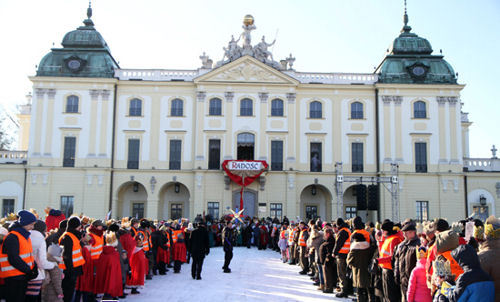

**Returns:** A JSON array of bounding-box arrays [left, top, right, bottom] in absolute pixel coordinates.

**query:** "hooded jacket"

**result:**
[[45, 209, 66, 232], [478, 238, 500, 302], [449, 244, 494, 302]]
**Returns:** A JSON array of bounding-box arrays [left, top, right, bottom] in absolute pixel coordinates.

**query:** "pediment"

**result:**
[[195, 56, 298, 85]]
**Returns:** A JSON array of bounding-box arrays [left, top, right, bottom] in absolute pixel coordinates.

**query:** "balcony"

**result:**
[[0, 151, 27, 164], [463, 158, 500, 172]]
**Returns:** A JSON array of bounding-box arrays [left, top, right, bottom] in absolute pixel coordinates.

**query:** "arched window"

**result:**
[[209, 98, 222, 116], [414, 101, 426, 118], [271, 98, 284, 116], [171, 99, 183, 116], [237, 133, 255, 160], [351, 102, 363, 119], [129, 98, 142, 116], [240, 98, 253, 116], [309, 101, 322, 118], [65, 95, 79, 113]]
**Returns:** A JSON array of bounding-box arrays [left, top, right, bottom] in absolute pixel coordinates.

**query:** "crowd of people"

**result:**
[[0, 206, 498, 302]]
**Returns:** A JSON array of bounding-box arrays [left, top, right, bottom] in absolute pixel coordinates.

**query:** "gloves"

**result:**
[[27, 263, 39, 280]]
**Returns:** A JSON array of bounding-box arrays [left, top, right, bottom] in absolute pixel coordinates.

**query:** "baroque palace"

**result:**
[[0, 6, 499, 223]]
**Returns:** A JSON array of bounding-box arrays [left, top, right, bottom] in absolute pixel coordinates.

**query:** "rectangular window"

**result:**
[[171, 204, 182, 220], [352, 142, 364, 172], [2, 199, 14, 217], [415, 142, 427, 173], [310, 142, 322, 172], [305, 206, 318, 220], [127, 139, 140, 169], [132, 203, 145, 219], [60, 196, 74, 218], [63, 137, 76, 167], [169, 140, 182, 170], [345, 206, 357, 219], [271, 141, 283, 171], [208, 139, 221, 170], [416, 201, 429, 222], [270, 203, 283, 220], [207, 202, 219, 220]]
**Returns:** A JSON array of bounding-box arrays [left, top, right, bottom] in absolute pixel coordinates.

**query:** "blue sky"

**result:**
[[0, 0, 498, 157]]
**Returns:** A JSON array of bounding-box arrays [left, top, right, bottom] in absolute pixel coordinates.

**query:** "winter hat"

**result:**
[[435, 218, 449, 232], [59, 219, 68, 231], [381, 220, 394, 232], [33, 220, 47, 234], [140, 219, 150, 229], [401, 223, 416, 232], [67, 216, 81, 230], [336, 218, 345, 227], [18, 210, 37, 226], [436, 230, 459, 254], [108, 223, 120, 233], [423, 221, 436, 235], [92, 220, 105, 228], [105, 231, 118, 247], [0, 227, 8, 237]]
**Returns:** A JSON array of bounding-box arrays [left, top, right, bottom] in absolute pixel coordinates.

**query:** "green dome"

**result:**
[[390, 28, 433, 55], [36, 5, 118, 78]]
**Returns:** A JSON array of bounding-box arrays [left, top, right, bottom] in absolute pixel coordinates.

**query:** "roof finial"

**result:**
[[402, 0, 412, 33], [87, 0, 92, 19]]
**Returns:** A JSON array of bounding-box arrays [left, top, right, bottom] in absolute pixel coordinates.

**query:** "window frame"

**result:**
[[415, 142, 427, 173], [345, 206, 357, 219], [60, 196, 74, 218], [309, 101, 322, 119], [63, 136, 76, 167], [416, 201, 429, 222], [127, 139, 140, 169], [209, 98, 222, 116], [65, 95, 79, 113], [271, 98, 284, 117], [132, 202, 145, 219], [208, 139, 221, 170], [305, 205, 318, 220], [351, 142, 364, 172], [2, 199, 15, 217], [129, 98, 142, 116], [270, 140, 283, 171], [169, 139, 182, 170], [171, 203, 182, 220], [413, 101, 427, 119], [240, 98, 253, 116], [171, 99, 184, 117], [351, 102, 364, 119], [310, 142, 322, 172], [270, 203, 283, 220], [207, 202, 220, 220]]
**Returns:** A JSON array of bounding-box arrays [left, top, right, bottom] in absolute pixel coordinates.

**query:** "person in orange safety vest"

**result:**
[[333, 217, 352, 298], [297, 221, 310, 275], [377, 219, 403, 302], [60, 216, 85, 302]]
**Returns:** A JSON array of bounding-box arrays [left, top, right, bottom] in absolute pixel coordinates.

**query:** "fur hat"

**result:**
[[436, 230, 459, 254], [424, 221, 436, 235]]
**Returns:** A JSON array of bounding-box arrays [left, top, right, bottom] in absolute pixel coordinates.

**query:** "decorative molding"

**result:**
[[150, 176, 157, 194], [195, 155, 204, 160], [89, 89, 100, 100], [258, 92, 269, 103], [196, 91, 206, 102], [35, 88, 46, 98], [442, 179, 448, 192], [259, 175, 266, 191], [47, 89, 56, 99], [210, 62, 282, 82], [437, 96, 447, 105], [382, 96, 392, 104], [453, 180, 459, 192], [101, 90, 111, 101], [382, 95, 402, 104], [288, 175, 295, 189], [224, 91, 234, 103], [286, 93, 296, 104]]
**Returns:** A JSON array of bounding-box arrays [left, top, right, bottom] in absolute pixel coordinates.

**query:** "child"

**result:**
[[407, 246, 432, 302], [127, 235, 147, 294], [173, 229, 187, 273], [95, 232, 123, 300], [278, 225, 288, 263], [432, 258, 456, 302], [42, 244, 64, 302]]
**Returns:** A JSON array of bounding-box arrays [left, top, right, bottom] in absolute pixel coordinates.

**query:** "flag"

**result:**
[[106, 211, 111, 220]]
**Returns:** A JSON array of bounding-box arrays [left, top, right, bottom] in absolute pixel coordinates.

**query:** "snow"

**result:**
[[122, 247, 351, 302]]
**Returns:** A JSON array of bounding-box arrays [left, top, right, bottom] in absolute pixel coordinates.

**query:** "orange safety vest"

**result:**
[[280, 230, 286, 240], [146, 229, 153, 250], [440, 250, 464, 280], [337, 228, 351, 254], [89, 233, 103, 260], [352, 229, 370, 244], [58, 232, 85, 270], [0, 231, 35, 278], [378, 234, 398, 270], [298, 230, 307, 247], [131, 227, 138, 238], [288, 228, 296, 245], [172, 230, 183, 244], [138, 231, 149, 251]]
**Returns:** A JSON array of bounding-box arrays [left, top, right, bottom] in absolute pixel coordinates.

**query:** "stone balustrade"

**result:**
[[115, 69, 206, 81], [0, 150, 27, 164], [463, 157, 500, 172], [287, 71, 378, 84]]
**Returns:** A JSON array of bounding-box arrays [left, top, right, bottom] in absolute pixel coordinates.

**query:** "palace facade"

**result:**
[[1, 8, 499, 223]]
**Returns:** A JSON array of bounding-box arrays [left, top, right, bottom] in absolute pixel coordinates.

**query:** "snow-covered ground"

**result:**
[[122, 247, 351, 302]]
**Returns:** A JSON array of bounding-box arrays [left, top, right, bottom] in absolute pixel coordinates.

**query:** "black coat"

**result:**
[[319, 236, 335, 265], [2, 223, 33, 280], [189, 226, 210, 258], [222, 227, 235, 252], [60, 228, 83, 277]]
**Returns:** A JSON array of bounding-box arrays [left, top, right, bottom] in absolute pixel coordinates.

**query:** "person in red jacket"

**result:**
[[74, 233, 94, 302], [126, 235, 147, 294], [45, 208, 66, 232], [95, 232, 123, 300]]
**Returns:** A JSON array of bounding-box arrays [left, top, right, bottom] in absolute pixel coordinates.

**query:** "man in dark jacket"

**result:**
[[150, 224, 167, 275], [60, 216, 83, 302], [333, 218, 352, 298], [2, 210, 39, 302], [392, 222, 420, 302], [222, 221, 235, 273], [319, 228, 336, 293], [449, 244, 495, 302], [189, 222, 210, 279]]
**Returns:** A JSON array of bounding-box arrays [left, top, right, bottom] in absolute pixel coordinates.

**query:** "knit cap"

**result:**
[[18, 210, 37, 226]]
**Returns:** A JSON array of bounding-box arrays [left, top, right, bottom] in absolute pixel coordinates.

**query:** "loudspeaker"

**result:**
[[356, 184, 367, 211], [367, 184, 379, 211]]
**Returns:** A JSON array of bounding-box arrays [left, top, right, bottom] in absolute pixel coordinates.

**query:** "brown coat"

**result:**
[[41, 254, 63, 302], [347, 241, 371, 289], [478, 238, 500, 302]]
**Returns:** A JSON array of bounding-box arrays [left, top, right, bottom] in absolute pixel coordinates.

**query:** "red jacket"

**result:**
[[45, 211, 66, 232], [76, 246, 94, 293], [94, 246, 123, 297], [127, 247, 147, 287]]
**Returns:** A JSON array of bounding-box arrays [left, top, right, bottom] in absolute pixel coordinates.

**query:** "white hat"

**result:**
[[0, 227, 8, 236]]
